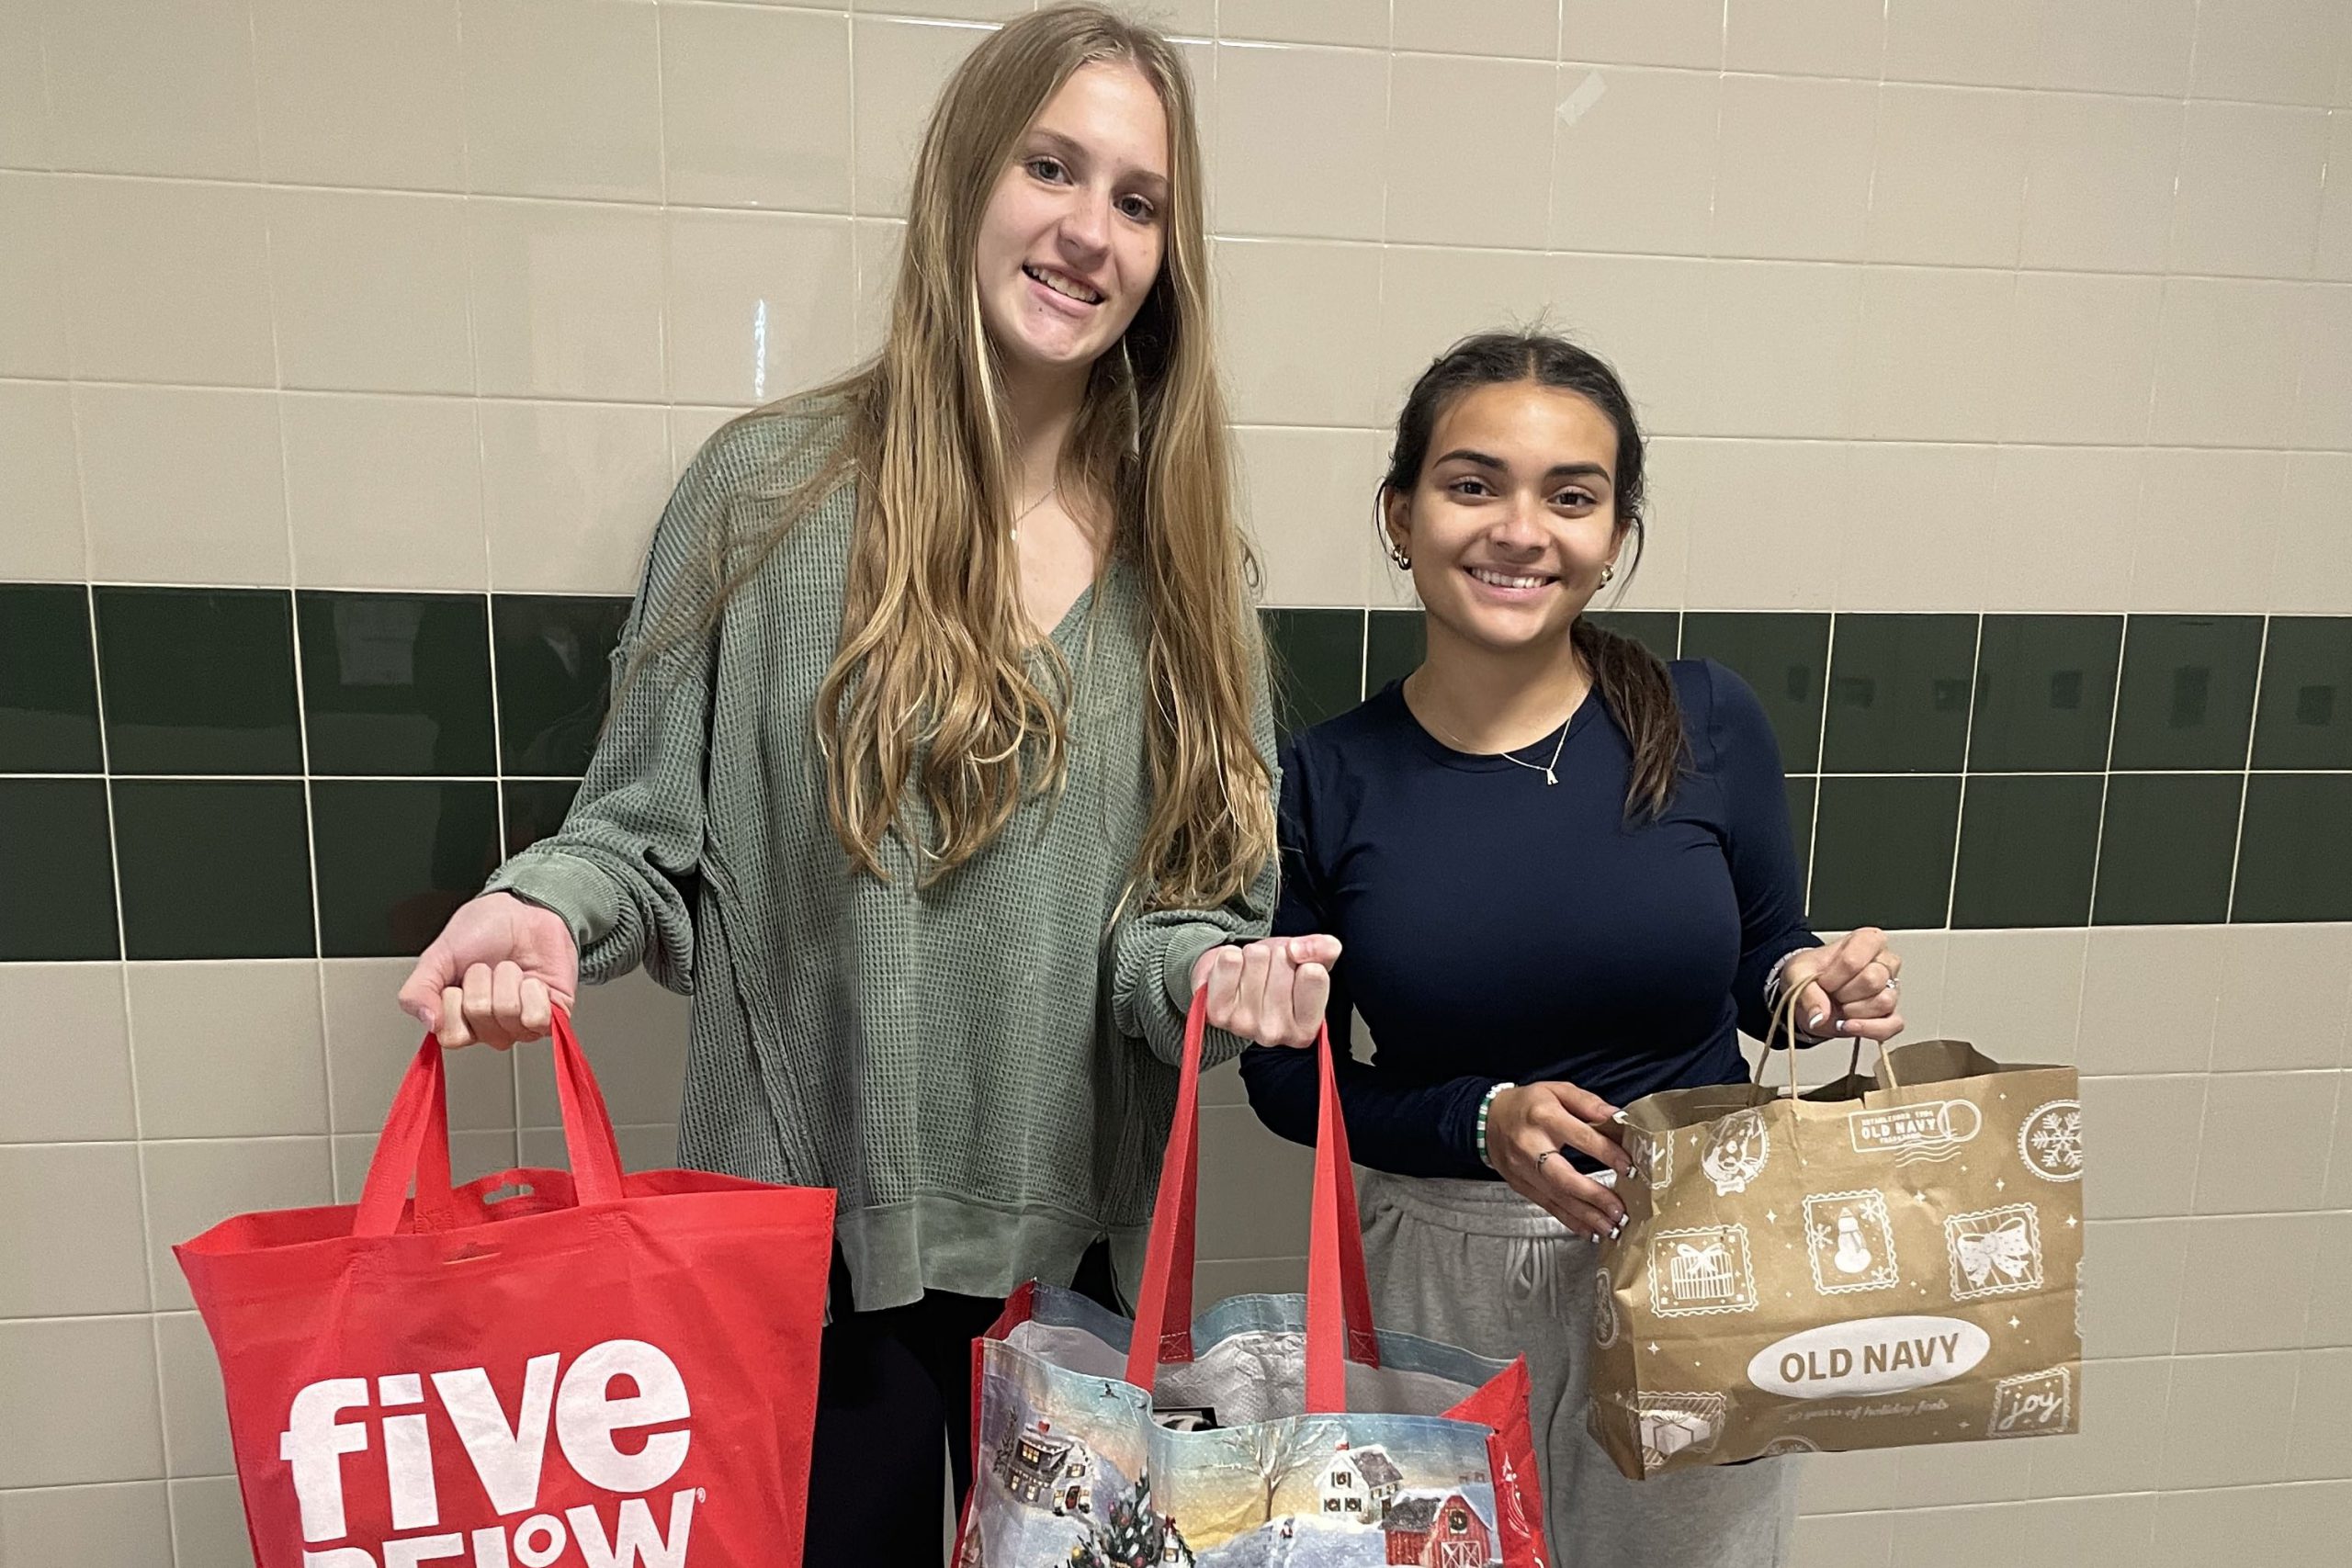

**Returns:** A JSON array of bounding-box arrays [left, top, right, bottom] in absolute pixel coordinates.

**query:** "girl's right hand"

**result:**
[[1192, 934, 1343, 1048], [1487, 1080, 1632, 1240], [395, 892, 580, 1049]]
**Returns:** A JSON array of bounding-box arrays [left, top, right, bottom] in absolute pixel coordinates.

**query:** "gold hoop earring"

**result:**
[[1599, 563, 1615, 588], [1388, 544, 1411, 570]]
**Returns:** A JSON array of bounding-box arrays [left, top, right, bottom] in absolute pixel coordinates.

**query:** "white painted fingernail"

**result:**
[[1808, 1011, 1826, 1029]]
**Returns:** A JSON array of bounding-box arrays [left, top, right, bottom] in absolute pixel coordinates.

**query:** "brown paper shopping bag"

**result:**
[[1587, 985, 2084, 1479]]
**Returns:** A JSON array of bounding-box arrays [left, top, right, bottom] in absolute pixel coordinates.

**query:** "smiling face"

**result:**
[[1385, 378, 1626, 657], [973, 60, 1170, 386]]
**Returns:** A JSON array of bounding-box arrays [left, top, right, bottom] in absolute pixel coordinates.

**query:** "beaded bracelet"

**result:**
[[1475, 1081, 1516, 1168], [1763, 947, 1831, 1043]]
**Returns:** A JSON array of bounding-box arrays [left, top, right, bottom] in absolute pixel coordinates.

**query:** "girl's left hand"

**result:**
[[1781, 927, 1905, 1043], [1192, 935, 1343, 1048]]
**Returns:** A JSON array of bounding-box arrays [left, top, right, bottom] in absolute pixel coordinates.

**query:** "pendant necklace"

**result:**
[[1421, 695, 1579, 786], [1010, 479, 1060, 543]]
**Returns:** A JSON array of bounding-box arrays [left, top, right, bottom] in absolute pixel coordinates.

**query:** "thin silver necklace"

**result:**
[[1009, 479, 1060, 542], [1419, 699, 1577, 786]]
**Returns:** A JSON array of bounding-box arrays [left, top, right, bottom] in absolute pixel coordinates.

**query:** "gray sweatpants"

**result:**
[[1358, 1169, 1799, 1568]]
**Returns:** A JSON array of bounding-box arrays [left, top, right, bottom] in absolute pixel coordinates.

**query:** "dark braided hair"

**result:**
[[1382, 329, 1687, 818]]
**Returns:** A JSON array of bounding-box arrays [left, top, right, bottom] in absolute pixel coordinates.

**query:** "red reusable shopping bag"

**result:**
[[175, 1010, 834, 1568]]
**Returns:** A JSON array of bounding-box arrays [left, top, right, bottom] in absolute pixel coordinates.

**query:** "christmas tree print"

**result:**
[[1067, 1472, 1188, 1568]]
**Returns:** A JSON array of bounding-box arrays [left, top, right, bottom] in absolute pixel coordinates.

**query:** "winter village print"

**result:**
[[964, 1338, 1512, 1568]]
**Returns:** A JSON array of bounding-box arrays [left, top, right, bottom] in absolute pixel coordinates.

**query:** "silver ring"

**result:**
[[1534, 1150, 1555, 1170]]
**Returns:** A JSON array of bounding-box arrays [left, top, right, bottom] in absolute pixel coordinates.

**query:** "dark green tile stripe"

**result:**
[[1782, 775, 1815, 911], [300, 592, 495, 777], [2111, 615, 2262, 772], [1823, 613, 1976, 774], [2095, 774, 2241, 927], [1683, 611, 1829, 771], [1364, 608, 1424, 695], [0, 585, 102, 773], [314, 781, 502, 957], [2234, 774, 2352, 923], [0, 778, 117, 960], [6, 593, 2352, 958], [0, 586, 629, 960], [2253, 618, 2352, 770], [1587, 610, 1680, 664], [503, 779, 584, 859], [1264, 608, 1363, 739], [113, 780, 312, 960], [1810, 775, 1962, 932], [96, 587, 303, 776], [1951, 775, 2103, 930], [495, 595, 634, 776], [1968, 615, 2121, 773]]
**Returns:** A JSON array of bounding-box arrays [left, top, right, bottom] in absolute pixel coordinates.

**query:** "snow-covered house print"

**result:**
[[1316, 1441, 1404, 1523], [993, 1417, 1093, 1516], [1380, 1490, 1495, 1567]]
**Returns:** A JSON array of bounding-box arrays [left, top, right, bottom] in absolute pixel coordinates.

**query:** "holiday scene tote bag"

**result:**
[[956, 993, 1551, 1568], [175, 1010, 836, 1568], [1587, 986, 2084, 1481]]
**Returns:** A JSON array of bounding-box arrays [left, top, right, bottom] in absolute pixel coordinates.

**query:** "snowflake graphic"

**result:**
[[2029, 1109, 2082, 1172]]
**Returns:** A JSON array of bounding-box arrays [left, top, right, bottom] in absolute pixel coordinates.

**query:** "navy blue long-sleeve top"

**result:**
[[1239, 659, 1819, 1179]]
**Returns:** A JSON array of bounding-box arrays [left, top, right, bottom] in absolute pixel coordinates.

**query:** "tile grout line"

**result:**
[[651, 0, 676, 414], [1941, 612, 1985, 930], [26, 371, 2352, 454], [161, 7, 287, 1539], [1703, 0, 1728, 262], [2223, 616, 2272, 922], [261, 215, 339, 1202], [2157, 0, 2228, 1369], [482, 587, 525, 1168], [251, 24, 349, 1280], [0, 772, 587, 784], [2081, 617, 2134, 927], [1540, 0, 1561, 258], [451, 0, 524, 1170], [11, 574, 634, 600], [1794, 615, 1825, 918], [2282, 1070, 2341, 1385], [0, 1119, 688, 1156], [2149, 3, 2210, 1504], [82, 576, 175, 1504], [844, 2, 861, 231], [1805, 615, 1837, 929]]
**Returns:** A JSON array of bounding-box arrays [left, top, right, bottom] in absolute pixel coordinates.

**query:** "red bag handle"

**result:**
[[1125, 987, 1379, 1413], [355, 1007, 625, 1237]]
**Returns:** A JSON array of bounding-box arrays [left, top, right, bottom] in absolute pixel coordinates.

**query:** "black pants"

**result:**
[[801, 1244, 1121, 1567]]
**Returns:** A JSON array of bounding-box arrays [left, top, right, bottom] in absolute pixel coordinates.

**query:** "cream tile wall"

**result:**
[[4, 3, 2351, 1564]]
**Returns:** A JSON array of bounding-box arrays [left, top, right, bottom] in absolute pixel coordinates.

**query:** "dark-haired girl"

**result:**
[[1217, 332, 1906, 1566]]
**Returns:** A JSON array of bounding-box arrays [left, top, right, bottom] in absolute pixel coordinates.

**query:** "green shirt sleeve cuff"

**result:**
[[484, 853, 622, 956], [1160, 925, 1229, 1019]]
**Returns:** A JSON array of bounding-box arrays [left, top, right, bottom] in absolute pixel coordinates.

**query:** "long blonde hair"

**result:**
[[648, 6, 1273, 911]]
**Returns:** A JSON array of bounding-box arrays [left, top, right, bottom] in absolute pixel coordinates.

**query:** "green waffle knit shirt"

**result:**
[[486, 404, 1276, 1313]]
